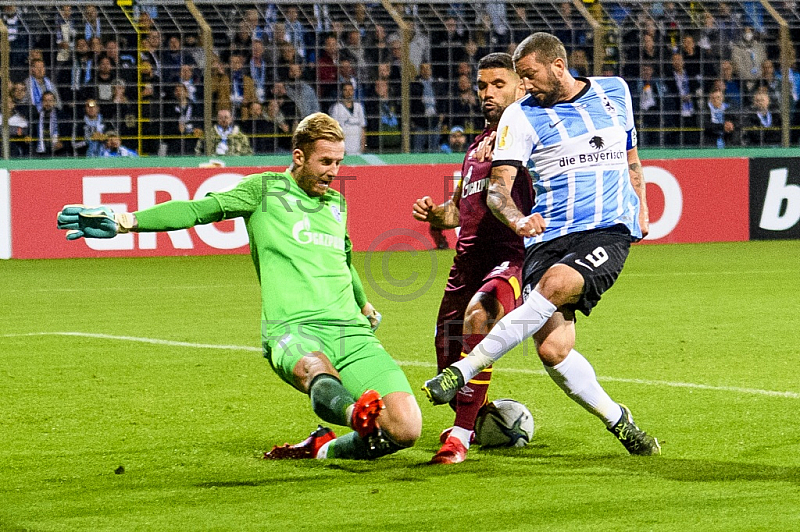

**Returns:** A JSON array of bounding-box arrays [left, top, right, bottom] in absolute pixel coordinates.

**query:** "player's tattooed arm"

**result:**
[[627, 147, 649, 238], [412, 181, 460, 229], [487, 164, 523, 228], [488, 164, 546, 238]]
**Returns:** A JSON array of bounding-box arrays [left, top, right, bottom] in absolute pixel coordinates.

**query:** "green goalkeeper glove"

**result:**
[[56, 204, 136, 240]]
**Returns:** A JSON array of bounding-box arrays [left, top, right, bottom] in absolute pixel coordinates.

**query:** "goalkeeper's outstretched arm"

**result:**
[[57, 197, 227, 240]]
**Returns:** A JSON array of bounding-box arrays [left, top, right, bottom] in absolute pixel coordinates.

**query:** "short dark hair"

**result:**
[[513, 32, 568, 67], [478, 52, 514, 71]]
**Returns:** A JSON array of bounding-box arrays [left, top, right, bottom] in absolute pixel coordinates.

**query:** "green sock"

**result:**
[[309, 374, 353, 427], [325, 431, 370, 459], [325, 431, 408, 460]]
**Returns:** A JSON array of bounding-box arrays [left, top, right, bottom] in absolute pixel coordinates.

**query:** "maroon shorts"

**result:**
[[434, 258, 523, 369]]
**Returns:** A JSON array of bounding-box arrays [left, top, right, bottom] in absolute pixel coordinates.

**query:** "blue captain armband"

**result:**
[[627, 127, 637, 150]]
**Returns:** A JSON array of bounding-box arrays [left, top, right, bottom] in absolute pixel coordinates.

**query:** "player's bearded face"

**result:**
[[293, 139, 345, 197], [477, 67, 522, 124], [517, 54, 563, 108]]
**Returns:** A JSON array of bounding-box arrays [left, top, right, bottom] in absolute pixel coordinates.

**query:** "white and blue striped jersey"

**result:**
[[492, 76, 642, 246]]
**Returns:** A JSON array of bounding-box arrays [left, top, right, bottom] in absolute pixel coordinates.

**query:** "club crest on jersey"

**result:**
[[498, 125, 513, 149], [589, 136, 605, 149], [601, 94, 616, 115], [330, 204, 342, 223]]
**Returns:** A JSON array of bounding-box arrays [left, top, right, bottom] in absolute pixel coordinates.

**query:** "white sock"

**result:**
[[544, 349, 623, 428], [450, 426, 472, 449], [453, 291, 556, 381], [315, 439, 334, 459]]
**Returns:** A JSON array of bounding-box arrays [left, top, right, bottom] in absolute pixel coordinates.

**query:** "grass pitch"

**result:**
[[1, 241, 799, 531]]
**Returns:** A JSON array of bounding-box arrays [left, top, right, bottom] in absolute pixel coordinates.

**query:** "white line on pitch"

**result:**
[[4, 331, 799, 400]]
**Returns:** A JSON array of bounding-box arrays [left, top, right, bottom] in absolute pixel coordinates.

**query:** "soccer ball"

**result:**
[[474, 399, 535, 448]]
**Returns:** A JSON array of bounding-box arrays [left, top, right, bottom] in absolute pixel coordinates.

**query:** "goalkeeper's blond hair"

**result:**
[[292, 113, 345, 156]]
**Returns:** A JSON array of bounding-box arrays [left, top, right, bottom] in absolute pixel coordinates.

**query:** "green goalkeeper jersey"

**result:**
[[133, 169, 370, 336]]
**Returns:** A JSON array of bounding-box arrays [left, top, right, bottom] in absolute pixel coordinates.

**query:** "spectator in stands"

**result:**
[[343, 28, 370, 84], [32, 91, 66, 157], [510, 4, 532, 46], [440, 125, 466, 154], [89, 36, 104, 58], [697, 10, 721, 56], [758, 59, 782, 107], [554, 1, 590, 53], [2, 5, 30, 81], [568, 49, 590, 78], [364, 23, 389, 67], [104, 38, 137, 92], [410, 62, 445, 152], [376, 61, 400, 102], [183, 33, 205, 69], [408, 27, 431, 74], [101, 79, 137, 141], [283, 5, 307, 60], [431, 16, 466, 81], [249, 39, 269, 103], [337, 58, 364, 103], [263, 99, 293, 152], [92, 55, 116, 104], [101, 130, 138, 157], [634, 62, 670, 148], [719, 59, 744, 108], [680, 33, 714, 87], [703, 87, 739, 148], [195, 109, 253, 156], [276, 42, 301, 82], [744, 87, 781, 146], [244, 101, 270, 154], [139, 60, 162, 155], [162, 34, 195, 84], [55, 6, 77, 64], [271, 81, 299, 130], [665, 52, 700, 145], [209, 55, 231, 116], [286, 63, 320, 119], [24, 58, 62, 113], [232, 9, 262, 59], [58, 38, 94, 105], [3, 92, 29, 157], [365, 78, 400, 152], [449, 74, 479, 133], [717, 1, 744, 52], [229, 53, 256, 119], [479, 0, 511, 48], [72, 98, 106, 157], [163, 83, 200, 156], [731, 26, 767, 92], [11, 81, 26, 109], [83, 5, 102, 42], [178, 65, 202, 106], [140, 29, 163, 80], [328, 81, 366, 155], [317, 33, 340, 111]]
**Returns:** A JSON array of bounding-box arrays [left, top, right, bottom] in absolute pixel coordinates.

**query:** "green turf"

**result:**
[[2, 241, 799, 531]]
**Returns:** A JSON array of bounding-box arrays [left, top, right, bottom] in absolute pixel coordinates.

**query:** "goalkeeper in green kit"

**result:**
[[57, 113, 422, 460]]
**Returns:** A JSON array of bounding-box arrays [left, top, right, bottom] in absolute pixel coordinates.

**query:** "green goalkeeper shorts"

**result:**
[[263, 322, 413, 397]]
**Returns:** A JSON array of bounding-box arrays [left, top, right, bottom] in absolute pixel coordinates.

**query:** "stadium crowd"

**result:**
[[2, 1, 798, 157]]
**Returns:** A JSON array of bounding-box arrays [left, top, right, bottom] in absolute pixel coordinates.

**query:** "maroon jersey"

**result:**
[[455, 127, 533, 262]]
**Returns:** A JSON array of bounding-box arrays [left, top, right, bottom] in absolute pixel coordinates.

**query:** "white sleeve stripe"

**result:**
[[592, 170, 604, 229], [561, 171, 576, 236]]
